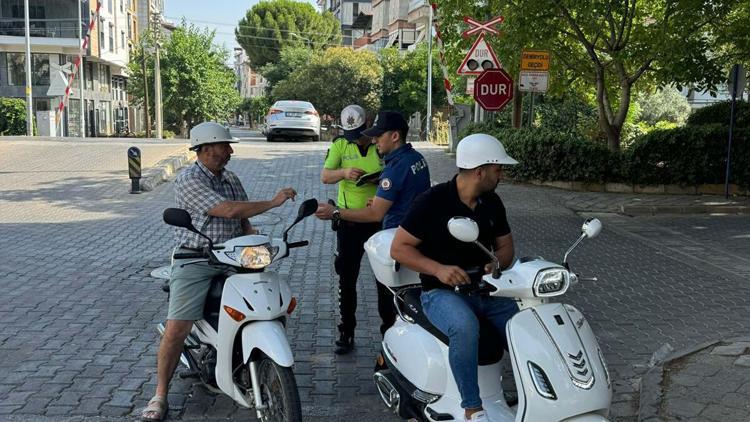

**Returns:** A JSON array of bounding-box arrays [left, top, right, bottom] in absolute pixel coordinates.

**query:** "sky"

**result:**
[[164, 0, 319, 56]]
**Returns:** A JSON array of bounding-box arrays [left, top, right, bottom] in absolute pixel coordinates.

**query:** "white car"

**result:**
[[265, 100, 321, 142]]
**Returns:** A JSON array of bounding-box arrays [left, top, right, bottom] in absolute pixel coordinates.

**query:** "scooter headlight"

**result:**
[[237, 244, 279, 269], [533, 268, 569, 297]]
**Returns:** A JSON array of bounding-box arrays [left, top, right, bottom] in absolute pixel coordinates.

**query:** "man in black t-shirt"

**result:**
[[390, 134, 520, 422]]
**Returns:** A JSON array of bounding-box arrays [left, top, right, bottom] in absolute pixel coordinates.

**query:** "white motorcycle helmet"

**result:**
[[189, 122, 238, 151], [456, 133, 518, 169]]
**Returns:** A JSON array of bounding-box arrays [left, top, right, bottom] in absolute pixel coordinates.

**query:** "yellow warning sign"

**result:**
[[521, 50, 550, 71]]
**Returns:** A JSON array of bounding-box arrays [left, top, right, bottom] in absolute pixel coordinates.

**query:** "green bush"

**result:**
[[457, 127, 623, 183], [0, 97, 30, 135], [686, 101, 750, 128], [162, 129, 176, 139], [627, 124, 748, 186]]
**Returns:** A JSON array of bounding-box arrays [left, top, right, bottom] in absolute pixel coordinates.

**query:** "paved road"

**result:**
[[1, 138, 749, 421]]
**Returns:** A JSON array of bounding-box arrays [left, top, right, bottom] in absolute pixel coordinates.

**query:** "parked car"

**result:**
[[265, 100, 321, 142]]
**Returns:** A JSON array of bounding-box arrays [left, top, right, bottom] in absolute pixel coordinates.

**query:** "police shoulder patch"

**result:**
[[380, 178, 392, 190]]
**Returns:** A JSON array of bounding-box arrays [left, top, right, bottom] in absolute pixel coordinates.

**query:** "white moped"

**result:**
[[159, 198, 318, 422], [364, 217, 612, 421]]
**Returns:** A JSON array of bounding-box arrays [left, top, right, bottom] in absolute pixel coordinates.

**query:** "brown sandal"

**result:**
[[141, 395, 168, 421]]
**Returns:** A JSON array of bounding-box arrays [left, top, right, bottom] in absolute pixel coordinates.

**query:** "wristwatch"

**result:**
[[332, 207, 341, 222]]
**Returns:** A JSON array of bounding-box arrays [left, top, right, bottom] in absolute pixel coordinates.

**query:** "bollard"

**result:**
[[128, 146, 142, 194]]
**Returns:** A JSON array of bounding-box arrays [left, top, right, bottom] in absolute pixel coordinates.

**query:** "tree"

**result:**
[[272, 47, 382, 119], [636, 88, 691, 126], [259, 46, 313, 94], [436, 0, 749, 150], [128, 24, 241, 137], [379, 45, 447, 119], [236, 0, 341, 69], [0, 97, 30, 135]]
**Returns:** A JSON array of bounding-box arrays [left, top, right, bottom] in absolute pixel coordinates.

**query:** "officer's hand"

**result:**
[[435, 265, 471, 287], [315, 203, 334, 220], [343, 167, 365, 181], [271, 188, 297, 207]]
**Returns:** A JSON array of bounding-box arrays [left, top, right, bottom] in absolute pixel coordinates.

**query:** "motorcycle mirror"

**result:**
[[297, 198, 319, 220], [582, 218, 602, 239], [163, 208, 197, 232], [447, 217, 479, 243]]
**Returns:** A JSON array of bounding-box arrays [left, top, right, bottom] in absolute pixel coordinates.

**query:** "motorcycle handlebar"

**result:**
[[287, 240, 309, 249], [173, 252, 206, 259]]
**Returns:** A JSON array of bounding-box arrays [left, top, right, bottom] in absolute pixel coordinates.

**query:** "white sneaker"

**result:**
[[465, 410, 489, 422]]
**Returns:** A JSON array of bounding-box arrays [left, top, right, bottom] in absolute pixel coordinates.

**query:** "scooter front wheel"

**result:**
[[256, 356, 302, 422]]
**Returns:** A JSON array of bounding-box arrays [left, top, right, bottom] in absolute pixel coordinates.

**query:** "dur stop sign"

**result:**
[[474, 68, 514, 111]]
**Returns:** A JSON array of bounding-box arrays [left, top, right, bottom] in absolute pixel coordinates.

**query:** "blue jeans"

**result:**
[[421, 289, 519, 409]]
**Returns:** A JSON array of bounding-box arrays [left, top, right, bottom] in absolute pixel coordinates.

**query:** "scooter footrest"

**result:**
[[178, 370, 200, 379], [425, 406, 454, 420]]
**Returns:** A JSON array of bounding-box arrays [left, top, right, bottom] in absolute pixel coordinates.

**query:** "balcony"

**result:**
[[0, 18, 82, 39]]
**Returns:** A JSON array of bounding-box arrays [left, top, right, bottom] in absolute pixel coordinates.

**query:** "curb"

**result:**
[[140, 150, 195, 192], [622, 205, 750, 216], [637, 339, 722, 421]]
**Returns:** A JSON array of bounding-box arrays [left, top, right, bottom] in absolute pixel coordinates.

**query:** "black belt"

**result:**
[[178, 246, 203, 252]]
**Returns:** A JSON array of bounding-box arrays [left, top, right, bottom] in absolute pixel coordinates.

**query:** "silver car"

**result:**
[[265, 100, 321, 142]]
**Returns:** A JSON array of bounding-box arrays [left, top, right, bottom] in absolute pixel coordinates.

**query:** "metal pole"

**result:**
[[152, 7, 163, 140], [24, 0, 34, 136], [528, 92, 535, 127], [426, 1, 433, 142], [143, 48, 151, 138], [78, 0, 85, 138], [725, 65, 740, 199]]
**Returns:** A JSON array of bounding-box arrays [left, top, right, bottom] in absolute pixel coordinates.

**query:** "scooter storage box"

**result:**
[[364, 228, 421, 288]]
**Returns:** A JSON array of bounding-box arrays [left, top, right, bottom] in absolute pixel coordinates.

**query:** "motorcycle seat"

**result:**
[[203, 275, 228, 330], [400, 288, 504, 365]]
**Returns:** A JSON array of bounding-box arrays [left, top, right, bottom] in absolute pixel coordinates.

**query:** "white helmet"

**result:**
[[189, 122, 238, 151], [340, 104, 367, 141], [456, 133, 518, 169]]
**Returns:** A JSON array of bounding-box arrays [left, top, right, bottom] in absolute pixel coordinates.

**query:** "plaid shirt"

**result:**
[[174, 160, 248, 248]]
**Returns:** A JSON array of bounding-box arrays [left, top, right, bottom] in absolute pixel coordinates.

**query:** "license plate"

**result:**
[[285, 112, 302, 117]]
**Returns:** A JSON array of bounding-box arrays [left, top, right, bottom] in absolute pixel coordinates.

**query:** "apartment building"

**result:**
[[350, 0, 429, 51], [233, 47, 267, 99], [318, 0, 373, 46], [0, 0, 141, 137]]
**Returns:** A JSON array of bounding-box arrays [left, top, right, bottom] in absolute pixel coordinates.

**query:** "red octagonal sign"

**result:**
[[474, 68, 514, 111]]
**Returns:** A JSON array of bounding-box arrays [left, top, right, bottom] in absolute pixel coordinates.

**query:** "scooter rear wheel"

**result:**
[[256, 357, 302, 422]]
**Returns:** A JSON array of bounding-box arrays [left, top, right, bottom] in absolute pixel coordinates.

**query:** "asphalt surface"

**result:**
[[1, 132, 749, 421]]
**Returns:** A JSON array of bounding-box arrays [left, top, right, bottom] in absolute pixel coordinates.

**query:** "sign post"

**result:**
[[128, 146, 142, 194], [725, 64, 747, 199], [474, 68, 514, 111], [519, 50, 550, 126]]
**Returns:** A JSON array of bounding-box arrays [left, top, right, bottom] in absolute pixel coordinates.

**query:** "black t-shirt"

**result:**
[[399, 175, 512, 291]]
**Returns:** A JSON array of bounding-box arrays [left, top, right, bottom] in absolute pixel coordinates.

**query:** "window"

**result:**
[[121, 31, 125, 49], [109, 24, 114, 52], [84, 62, 94, 91], [6, 53, 25, 86], [353, 3, 359, 17], [120, 0, 124, 12], [6, 53, 51, 86], [99, 18, 105, 52], [108, 0, 113, 12]]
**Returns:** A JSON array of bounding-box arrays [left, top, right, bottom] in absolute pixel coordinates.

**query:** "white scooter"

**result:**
[[159, 198, 318, 422], [364, 217, 612, 421]]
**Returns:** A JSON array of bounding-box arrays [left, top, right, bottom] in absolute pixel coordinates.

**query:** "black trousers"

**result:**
[[335, 221, 396, 337]]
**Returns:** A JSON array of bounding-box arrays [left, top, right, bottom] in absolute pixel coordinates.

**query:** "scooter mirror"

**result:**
[[582, 218, 602, 239], [447, 217, 480, 243], [297, 199, 319, 220], [163, 208, 197, 232]]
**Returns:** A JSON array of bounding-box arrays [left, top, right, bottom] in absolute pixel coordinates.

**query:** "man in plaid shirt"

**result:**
[[142, 122, 296, 422]]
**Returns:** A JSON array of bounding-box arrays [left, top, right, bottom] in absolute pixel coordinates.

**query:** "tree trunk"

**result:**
[[594, 67, 632, 152]]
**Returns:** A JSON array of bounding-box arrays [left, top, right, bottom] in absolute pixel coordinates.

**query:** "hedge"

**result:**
[[0, 97, 29, 135], [456, 123, 747, 188], [686, 101, 750, 128], [627, 124, 748, 186]]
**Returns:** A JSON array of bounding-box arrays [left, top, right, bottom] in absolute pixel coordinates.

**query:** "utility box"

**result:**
[[36, 110, 57, 136]]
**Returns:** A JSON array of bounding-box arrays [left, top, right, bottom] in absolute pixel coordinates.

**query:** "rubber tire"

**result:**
[[256, 357, 302, 422], [312, 135, 320, 142], [266, 135, 274, 142]]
